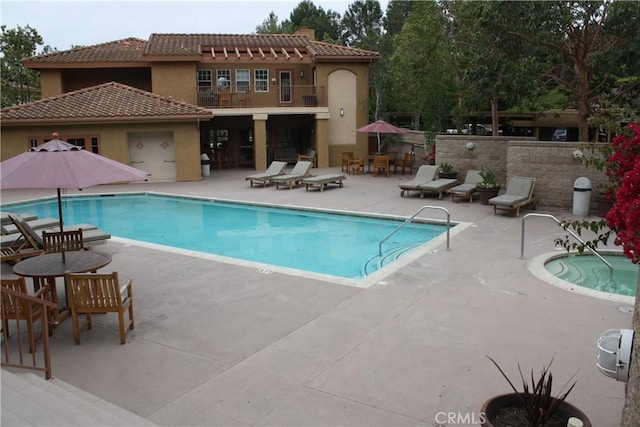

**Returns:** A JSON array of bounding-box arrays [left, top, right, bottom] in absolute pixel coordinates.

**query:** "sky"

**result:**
[[1, 0, 388, 51]]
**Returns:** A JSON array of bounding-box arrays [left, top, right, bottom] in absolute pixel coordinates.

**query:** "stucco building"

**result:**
[[1, 29, 380, 181]]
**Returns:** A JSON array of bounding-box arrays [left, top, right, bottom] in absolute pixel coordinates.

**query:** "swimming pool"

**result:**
[[3, 193, 458, 284], [530, 251, 637, 303]]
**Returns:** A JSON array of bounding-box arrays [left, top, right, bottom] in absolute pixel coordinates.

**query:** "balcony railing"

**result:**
[[196, 85, 326, 109], [1, 285, 56, 379]]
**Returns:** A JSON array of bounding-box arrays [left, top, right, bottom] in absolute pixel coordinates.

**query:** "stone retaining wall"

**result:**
[[397, 133, 608, 211]]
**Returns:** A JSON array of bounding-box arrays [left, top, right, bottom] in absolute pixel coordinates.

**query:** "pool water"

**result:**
[[545, 253, 638, 297], [3, 193, 449, 280]]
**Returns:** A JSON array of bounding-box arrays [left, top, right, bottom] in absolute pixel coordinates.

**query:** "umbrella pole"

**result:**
[[377, 132, 381, 153], [57, 188, 66, 263]]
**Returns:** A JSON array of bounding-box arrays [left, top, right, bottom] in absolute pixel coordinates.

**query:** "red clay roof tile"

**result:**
[[22, 38, 147, 65], [22, 34, 379, 65], [1, 82, 211, 123]]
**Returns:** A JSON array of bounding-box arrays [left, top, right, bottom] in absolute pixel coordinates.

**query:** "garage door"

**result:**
[[128, 132, 176, 182]]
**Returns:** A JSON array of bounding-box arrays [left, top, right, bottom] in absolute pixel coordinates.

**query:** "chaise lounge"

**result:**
[[1, 214, 111, 263], [245, 161, 287, 187], [399, 165, 439, 197], [489, 176, 537, 216], [302, 174, 346, 191], [449, 169, 483, 203], [416, 178, 460, 199], [272, 161, 313, 189]]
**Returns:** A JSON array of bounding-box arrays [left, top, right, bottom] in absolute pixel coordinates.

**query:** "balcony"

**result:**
[[196, 85, 326, 109]]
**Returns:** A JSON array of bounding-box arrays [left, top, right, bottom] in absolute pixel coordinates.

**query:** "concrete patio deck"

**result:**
[[1, 166, 633, 426]]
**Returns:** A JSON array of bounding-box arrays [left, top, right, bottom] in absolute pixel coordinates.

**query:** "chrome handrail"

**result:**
[[379, 205, 451, 256], [520, 212, 613, 283]]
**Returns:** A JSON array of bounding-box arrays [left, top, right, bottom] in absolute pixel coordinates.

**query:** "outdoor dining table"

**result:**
[[13, 250, 112, 324]]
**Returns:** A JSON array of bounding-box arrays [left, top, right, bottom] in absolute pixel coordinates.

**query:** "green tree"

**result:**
[[388, 1, 456, 131], [255, 12, 285, 34], [341, 0, 383, 48], [280, 0, 342, 42], [506, 1, 640, 141], [447, 1, 547, 135], [1, 24, 43, 107], [382, 0, 414, 36]]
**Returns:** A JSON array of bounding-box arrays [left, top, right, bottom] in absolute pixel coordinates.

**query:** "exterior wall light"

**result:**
[[596, 328, 634, 382], [466, 142, 475, 150], [300, 71, 304, 78], [340, 108, 344, 117]]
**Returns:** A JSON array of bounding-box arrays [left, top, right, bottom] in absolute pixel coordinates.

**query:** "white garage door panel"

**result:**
[[128, 132, 176, 182]]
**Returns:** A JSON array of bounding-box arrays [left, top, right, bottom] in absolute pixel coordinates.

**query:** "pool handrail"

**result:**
[[520, 212, 613, 283], [379, 205, 450, 256]]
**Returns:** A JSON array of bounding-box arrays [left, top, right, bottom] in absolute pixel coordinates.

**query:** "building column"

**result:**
[[315, 113, 330, 168], [253, 114, 268, 170]]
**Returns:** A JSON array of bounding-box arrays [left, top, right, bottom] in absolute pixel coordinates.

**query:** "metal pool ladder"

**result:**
[[379, 205, 451, 256], [520, 212, 613, 283]]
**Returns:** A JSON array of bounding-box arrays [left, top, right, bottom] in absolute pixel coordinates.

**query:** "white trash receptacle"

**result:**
[[201, 153, 211, 177], [572, 177, 591, 216]]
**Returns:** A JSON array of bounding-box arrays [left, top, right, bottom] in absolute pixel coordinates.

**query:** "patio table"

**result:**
[[13, 251, 112, 325]]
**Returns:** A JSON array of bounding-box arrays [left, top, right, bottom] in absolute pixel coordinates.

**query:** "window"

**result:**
[[254, 69, 268, 92], [30, 134, 100, 153], [197, 69, 212, 92], [67, 138, 86, 148], [216, 69, 231, 90], [236, 69, 250, 92]]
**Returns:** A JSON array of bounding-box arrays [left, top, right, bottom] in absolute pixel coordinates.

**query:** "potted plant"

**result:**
[[438, 162, 457, 179], [481, 356, 591, 427], [476, 166, 501, 205]]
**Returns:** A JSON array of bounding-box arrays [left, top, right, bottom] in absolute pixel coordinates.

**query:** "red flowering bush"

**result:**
[[605, 123, 640, 263]]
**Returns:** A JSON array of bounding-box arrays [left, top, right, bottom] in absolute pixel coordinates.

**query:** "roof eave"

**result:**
[[21, 61, 149, 70], [1, 115, 211, 126]]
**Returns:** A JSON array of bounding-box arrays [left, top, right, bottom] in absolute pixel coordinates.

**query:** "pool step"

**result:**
[[362, 244, 420, 276]]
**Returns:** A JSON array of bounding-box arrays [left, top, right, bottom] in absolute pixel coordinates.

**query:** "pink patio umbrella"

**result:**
[[357, 119, 406, 153], [1, 133, 150, 260]]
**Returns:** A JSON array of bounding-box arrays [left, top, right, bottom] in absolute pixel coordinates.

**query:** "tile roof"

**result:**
[[1, 82, 212, 123], [22, 38, 147, 65], [22, 34, 379, 66]]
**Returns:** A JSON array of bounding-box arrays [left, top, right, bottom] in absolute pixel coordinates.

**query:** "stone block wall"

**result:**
[[398, 133, 608, 210]]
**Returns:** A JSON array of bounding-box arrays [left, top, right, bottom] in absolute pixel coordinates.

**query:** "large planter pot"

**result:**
[[481, 393, 592, 427], [477, 186, 501, 205]]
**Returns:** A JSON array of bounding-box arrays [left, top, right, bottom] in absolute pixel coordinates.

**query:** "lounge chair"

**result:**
[[416, 178, 460, 199], [1, 221, 100, 249], [489, 176, 537, 216], [1, 216, 45, 263], [449, 170, 483, 203], [302, 174, 346, 192], [1, 217, 60, 235], [245, 161, 287, 187], [2, 214, 111, 255], [272, 161, 313, 189], [0, 212, 37, 225], [399, 165, 439, 197]]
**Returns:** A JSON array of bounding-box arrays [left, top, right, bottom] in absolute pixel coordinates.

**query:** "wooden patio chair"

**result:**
[[296, 148, 317, 168], [65, 271, 134, 344], [1, 277, 52, 353], [394, 152, 416, 175], [373, 155, 390, 176], [341, 152, 354, 173], [43, 229, 85, 253]]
